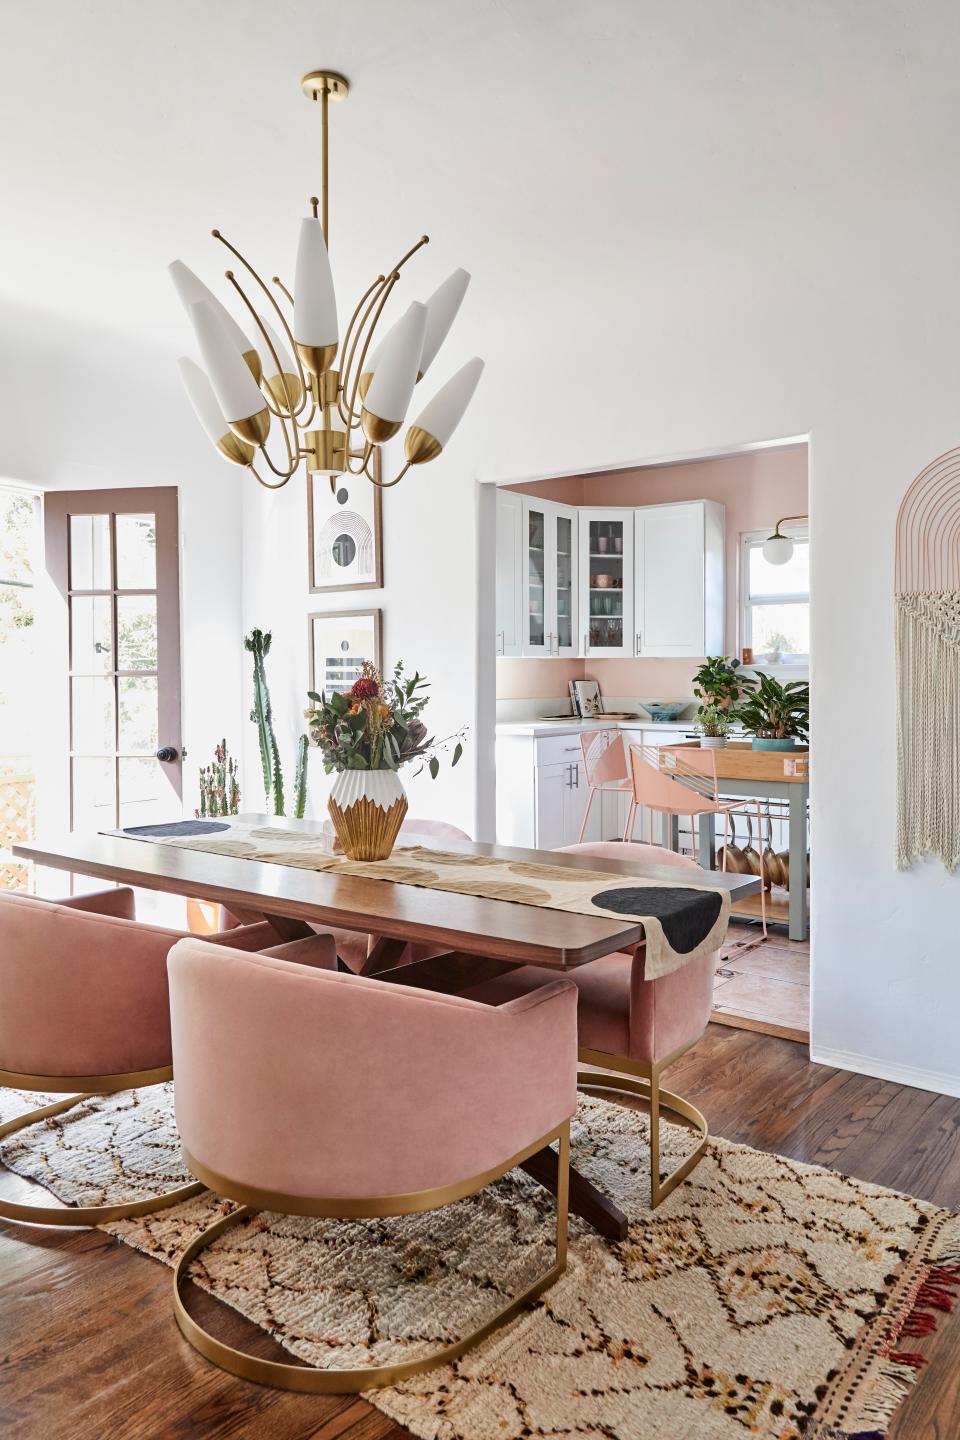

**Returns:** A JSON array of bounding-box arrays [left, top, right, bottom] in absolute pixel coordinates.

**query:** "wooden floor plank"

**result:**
[[2, 1026, 959, 1439]]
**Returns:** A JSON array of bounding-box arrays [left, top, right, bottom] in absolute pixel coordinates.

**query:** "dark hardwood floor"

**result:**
[[2, 1025, 959, 1440]]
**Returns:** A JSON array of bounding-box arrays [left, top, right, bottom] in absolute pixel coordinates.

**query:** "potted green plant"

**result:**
[[695, 703, 730, 749], [692, 656, 757, 714], [736, 674, 809, 751]]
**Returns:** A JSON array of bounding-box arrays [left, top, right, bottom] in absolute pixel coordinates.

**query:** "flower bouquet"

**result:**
[[305, 661, 465, 860]]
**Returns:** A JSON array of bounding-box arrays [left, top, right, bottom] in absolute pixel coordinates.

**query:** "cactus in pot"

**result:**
[[245, 628, 309, 818]]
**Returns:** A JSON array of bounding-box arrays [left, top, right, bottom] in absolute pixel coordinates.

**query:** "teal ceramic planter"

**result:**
[[751, 737, 798, 751]]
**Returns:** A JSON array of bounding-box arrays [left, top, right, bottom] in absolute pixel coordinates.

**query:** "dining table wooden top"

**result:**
[[15, 816, 761, 970]]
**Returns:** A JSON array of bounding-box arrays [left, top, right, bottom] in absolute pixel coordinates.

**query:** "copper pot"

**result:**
[[742, 811, 763, 878], [717, 814, 750, 873], [762, 810, 786, 889]]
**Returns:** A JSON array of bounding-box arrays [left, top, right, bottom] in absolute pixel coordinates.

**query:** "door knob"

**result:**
[[156, 746, 179, 763]]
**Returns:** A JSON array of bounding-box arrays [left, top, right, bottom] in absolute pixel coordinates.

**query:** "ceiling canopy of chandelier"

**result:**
[[171, 69, 484, 491]]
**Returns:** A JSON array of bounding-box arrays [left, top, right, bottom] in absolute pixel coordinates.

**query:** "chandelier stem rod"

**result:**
[[321, 81, 329, 246]]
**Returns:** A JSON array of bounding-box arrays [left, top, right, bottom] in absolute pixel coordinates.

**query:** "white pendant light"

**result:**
[[177, 358, 254, 467], [169, 261, 261, 382], [419, 268, 471, 377], [361, 301, 427, 443], [189, 301, 270, 446], [405, 357, 484, 464], [257, 313, 304, 412], [294, 217, 338, 375]]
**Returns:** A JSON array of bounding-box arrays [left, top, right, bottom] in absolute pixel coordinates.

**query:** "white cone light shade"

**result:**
[[190, 301, 267, 425], [294, 218, 338, 346], [177, 357, 229, 445], [257, 314, 296, 379], [406, 357, 484, 462], [419, 269, 471, 376], [762, 534, 795, 565], [169, 261, 257, 364], [363, 302, 427, 427]]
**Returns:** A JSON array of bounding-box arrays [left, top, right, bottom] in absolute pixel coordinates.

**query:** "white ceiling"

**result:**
[[2, 0, 958, 391]]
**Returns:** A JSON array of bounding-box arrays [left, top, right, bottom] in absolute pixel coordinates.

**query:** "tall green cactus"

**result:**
[[244, 628, 309, 817]]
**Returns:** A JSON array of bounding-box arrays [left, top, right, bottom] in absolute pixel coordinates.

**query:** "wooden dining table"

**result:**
[[15, 817, 760, 1241]]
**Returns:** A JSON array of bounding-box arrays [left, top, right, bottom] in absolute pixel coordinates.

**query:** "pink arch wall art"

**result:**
[[895, 447, 960, 870]]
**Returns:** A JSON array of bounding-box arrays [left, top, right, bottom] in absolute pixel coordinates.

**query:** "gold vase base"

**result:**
[[328, 794, 408, 861]]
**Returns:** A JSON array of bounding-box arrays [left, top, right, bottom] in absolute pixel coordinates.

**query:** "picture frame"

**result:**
[[308, 608, 383, 698], [307, 450, 383, 592]]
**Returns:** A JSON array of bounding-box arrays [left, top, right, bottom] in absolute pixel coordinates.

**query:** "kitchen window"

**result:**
[[740, 525, 809, 669]]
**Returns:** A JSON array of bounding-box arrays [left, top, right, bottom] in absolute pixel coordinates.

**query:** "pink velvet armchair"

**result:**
[[0, 887, 307, 1227], [167, 936, 576, 1393], [440, 841, 717, 1209]]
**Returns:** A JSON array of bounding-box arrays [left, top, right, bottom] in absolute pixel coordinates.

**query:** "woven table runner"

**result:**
[[113, 817, 731, 978]]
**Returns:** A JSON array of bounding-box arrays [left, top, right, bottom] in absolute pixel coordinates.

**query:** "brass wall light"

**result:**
[[171, 70, 484, 491], [762, 515, 808, 565]]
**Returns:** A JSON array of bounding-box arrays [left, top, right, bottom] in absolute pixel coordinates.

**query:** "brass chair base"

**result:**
[[578, 1044, 709, 1209], [0, 1090, 203, 1227], [173, 1122, 570, 1393]]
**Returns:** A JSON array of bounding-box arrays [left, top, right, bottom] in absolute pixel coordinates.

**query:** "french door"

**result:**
[[44, 488, 182, 833]]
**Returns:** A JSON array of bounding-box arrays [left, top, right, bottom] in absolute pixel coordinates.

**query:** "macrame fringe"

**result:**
[[816, 1217, 960, 1438], [895, 591, 960, 871]]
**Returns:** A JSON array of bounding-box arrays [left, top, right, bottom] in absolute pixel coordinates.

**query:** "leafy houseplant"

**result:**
[[305, 661, 466, 860], [245, 629, 309, 819], [695, 704, 730, 750], [692, 656, 757, 713], [735, 673, 810, 751]]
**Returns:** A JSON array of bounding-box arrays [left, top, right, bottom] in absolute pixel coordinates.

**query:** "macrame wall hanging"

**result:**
[[895, 447, 960, 870]]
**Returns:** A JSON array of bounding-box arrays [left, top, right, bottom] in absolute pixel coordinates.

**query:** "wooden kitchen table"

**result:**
[[15, 819, 760, 1240]]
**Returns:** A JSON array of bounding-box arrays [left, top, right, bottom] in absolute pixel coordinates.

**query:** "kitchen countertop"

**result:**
[[496, 718, 698, 737]]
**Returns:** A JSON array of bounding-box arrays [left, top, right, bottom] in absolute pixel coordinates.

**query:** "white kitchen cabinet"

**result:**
[[521, 498, 578, 657], [633, 501, 725, 658], [495, 730, 599, 848], [495, 489, 523, 657], [536, 758, 600, 847], [579, 509, 635, 658]]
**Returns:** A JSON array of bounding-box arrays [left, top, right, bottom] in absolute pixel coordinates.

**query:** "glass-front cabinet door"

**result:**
[[522, 499, 579, 656], [578, 510, 635, 659]]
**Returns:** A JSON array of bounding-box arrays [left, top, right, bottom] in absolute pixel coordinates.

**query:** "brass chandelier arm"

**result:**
[[249, 461, 295, 491], [338, 237, 430, 426], [342, 272, 401, 435], [368, 460, 411, 489], [213, 229, 311, 419], [272, 276, 294, 306], [337, 274, 387, 424]]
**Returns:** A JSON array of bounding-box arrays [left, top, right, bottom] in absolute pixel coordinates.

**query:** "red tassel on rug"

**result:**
[[882, 1259, 960, 1372], [887, 1350, 928, 1369]]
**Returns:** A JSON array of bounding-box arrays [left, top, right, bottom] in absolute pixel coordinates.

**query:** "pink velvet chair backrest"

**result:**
[[168, 939, 577, 1202], [398, 818, 472, 843], [557, 842, 714, 1063], [0, 889, 186, 1078], [580, 730, 629, 788]]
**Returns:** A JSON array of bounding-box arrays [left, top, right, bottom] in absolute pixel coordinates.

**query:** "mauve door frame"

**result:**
[[44, 486, 183, 830]]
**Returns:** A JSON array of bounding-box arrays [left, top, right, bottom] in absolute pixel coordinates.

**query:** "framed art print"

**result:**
[[308, 453, 383, 592], [308, 609, 383, 697]]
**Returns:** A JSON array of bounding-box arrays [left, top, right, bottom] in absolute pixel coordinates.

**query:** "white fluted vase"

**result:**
[[327, 769, 408, 861]]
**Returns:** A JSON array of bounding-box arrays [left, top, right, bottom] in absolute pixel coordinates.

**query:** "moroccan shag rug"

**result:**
[[1, 1084, 958, 1440]]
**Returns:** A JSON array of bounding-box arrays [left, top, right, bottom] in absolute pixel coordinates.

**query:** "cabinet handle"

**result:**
[[583, 633, 589, 655], [635, 631, 641, 656], [496, 630, 504, 655], [573, 765, 579, 788]]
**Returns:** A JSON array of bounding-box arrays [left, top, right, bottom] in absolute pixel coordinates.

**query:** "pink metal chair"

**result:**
[[0, 887, 310, 1227], [402, 840, 718, 1209], [167, 936, 576, 1392], [625, 743, 767, 940], [577, 730, 633, 843]]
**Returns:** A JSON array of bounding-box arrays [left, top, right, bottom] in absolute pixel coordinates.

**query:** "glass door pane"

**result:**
[[527, 507, 545, 649], [556, 514, 573, 650], [587, 518, 625, 650]]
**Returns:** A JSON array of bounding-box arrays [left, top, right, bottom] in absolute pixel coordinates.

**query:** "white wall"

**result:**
[[241, 442, 479, 830], [0, 298, 244, 825]]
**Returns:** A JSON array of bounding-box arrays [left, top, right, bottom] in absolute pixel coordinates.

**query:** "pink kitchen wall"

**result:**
[[500, 444, 808, 701]]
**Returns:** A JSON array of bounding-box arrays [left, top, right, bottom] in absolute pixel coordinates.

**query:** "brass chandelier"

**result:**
[[171, 69, 484, 490]]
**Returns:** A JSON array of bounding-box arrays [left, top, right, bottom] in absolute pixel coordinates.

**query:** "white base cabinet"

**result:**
[[496, 732, 600, 850]]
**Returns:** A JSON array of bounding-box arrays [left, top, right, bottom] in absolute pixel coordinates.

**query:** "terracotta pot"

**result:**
[[328, 769, 408, 861]]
